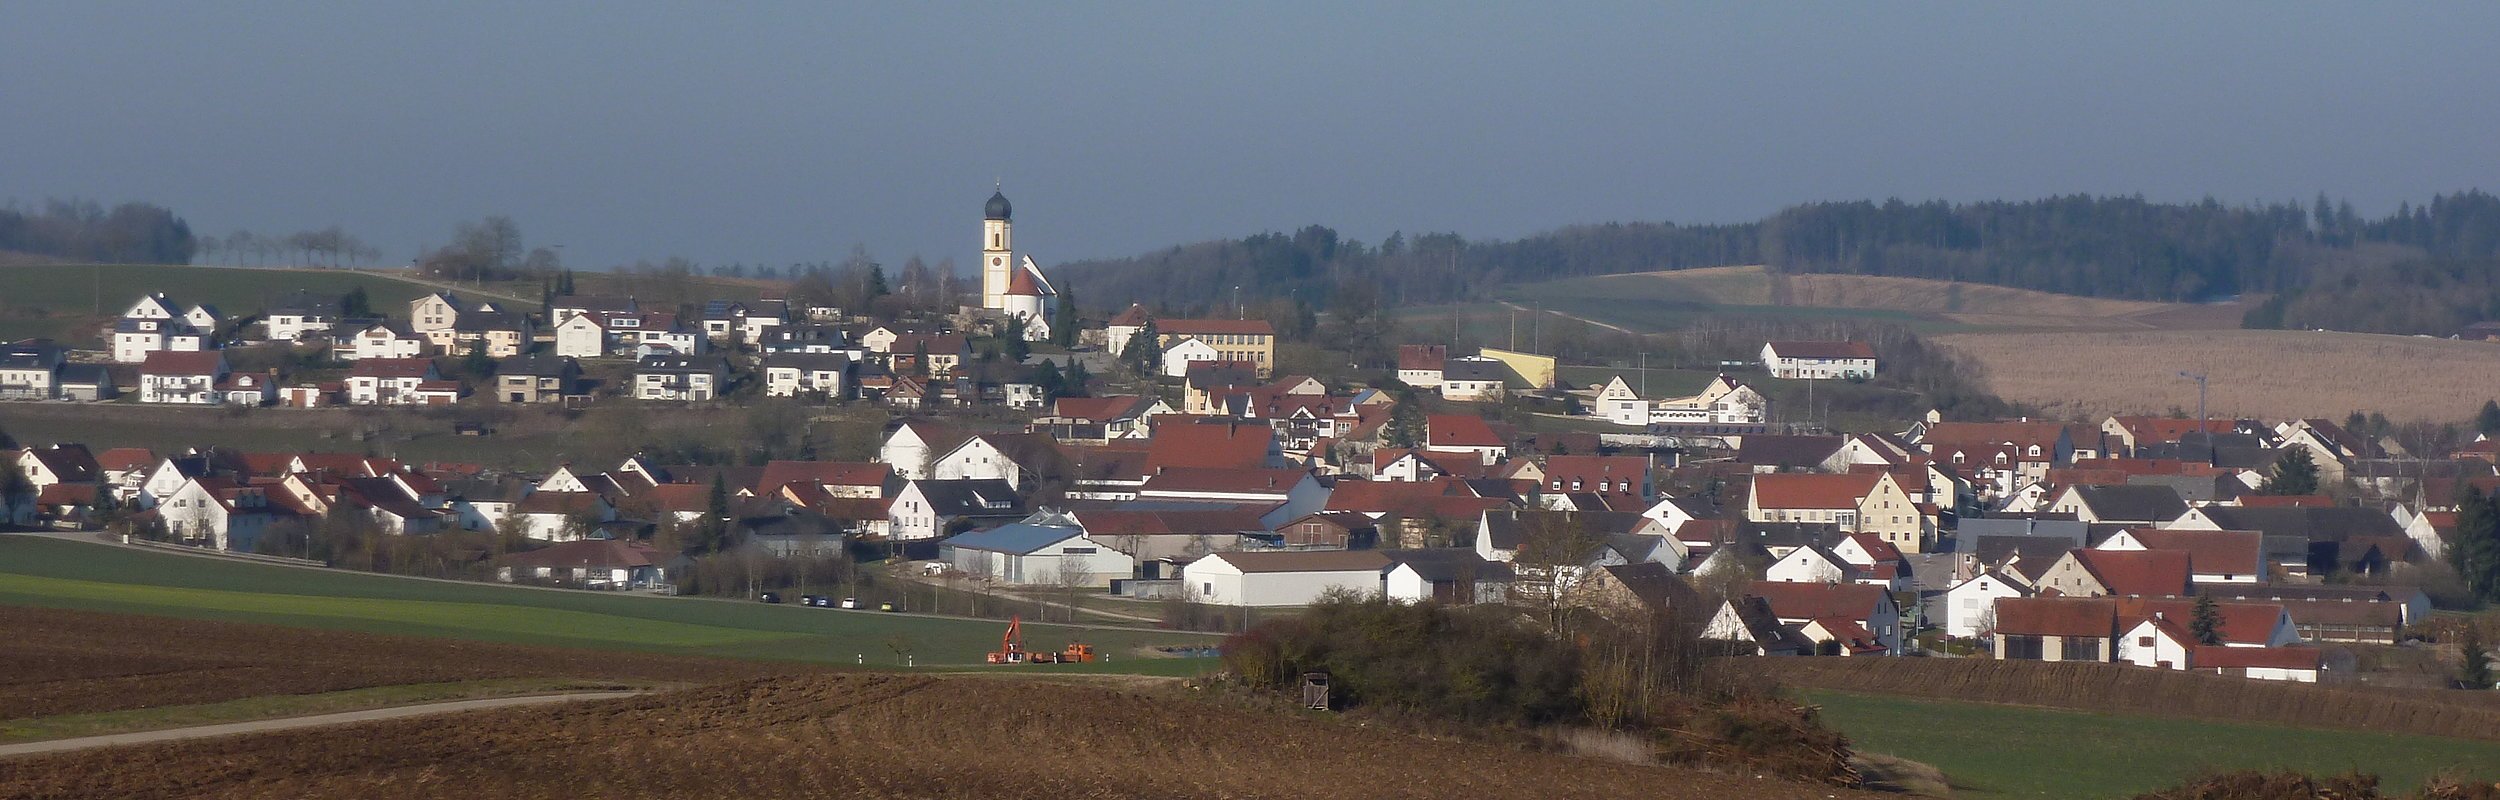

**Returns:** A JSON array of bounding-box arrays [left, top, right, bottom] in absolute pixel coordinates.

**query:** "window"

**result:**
[[1202, 582, 1214, 596], [1062, 547, 1097, 554], [2136, 636, 2154, 647]]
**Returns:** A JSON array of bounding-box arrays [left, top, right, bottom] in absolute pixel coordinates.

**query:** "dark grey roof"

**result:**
[[912, 479, 1025, 516], [1439, 358, 1508, 382], [454, 311, 530, 332], [2070, 484, 2188, 523], [2125, 474, 2236, 504], [2195, 506, 2406, 543], [1600, 561, 1699, 613], [763, 352, 852, 371], [498, 353, 579, 378], [56, 363, 112, 385], [1973, 535, 2077, 582], [942, 521, 1085, 555], [985, 189, 1012, 221], [1952, 518, 2088, 551], [1383, 548, 1512, 583], [1730, 520, 1841, 550], [1479, 509, 1647, 551], [1735, 435, 1845, 469]]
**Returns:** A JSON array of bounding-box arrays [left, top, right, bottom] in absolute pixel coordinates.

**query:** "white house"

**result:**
[[158, 477, 275, 551], [1183, 550, 1391, 607], [1595, 376, 1647, 427], [938, 511, 1136, 586], [1764, 544, 1850, 584], [340, 322, 429, 361], [886, 478, 1023, 541], [1136, 468, 1329, 530], [346, 358, 440, 406], [1438, 357, 1509, 401], [634, 355, 726, 401], [1381, 549, 1510, 605], [2115, 614, 2198, 670], [1761, 341, 1877, 380], [1160, 337, 1220, 378], [137, 351, 229, 405], [760, 352, 850, 399], [1942, 571, 2030, 639], [880, 422, 958, 481], [1396, 345, 1446, 391], [553, 314, 611, 358]]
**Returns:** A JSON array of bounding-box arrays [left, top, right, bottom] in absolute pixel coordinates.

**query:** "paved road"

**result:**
[[0, 692, 641, 759]]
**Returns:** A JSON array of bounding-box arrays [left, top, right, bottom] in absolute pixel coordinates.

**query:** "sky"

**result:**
[[6, 3, 2498, 272]]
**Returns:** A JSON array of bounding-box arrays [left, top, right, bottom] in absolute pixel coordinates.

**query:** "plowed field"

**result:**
[[0, 606, 814, 719], [0, 673, 1891, 800]]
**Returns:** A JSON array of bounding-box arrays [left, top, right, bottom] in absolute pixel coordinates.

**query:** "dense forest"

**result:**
[[0, 199, 197, 265], [1059, 191, 2500, 335]]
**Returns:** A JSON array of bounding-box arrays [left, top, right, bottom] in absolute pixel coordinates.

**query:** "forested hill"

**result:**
[[1058, 191, 2500, 333]]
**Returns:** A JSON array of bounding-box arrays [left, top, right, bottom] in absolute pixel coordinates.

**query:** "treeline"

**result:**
[[0, 199, 196, 264], [1057, 191, 2500, 335]]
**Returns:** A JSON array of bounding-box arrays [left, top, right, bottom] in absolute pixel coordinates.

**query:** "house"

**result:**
[[1160, 337, 1220, 378], [2034, 548, 2191, 598], [344, 358, 438, 405], [2097, 528, 2264, 583], [887, 333, 971, 379], [1424, 414, 1508, 466], [1761, 341, 1877, 380], [496, 354, 582, 404], [1146, 421, 1282, 472], [939, 510, 1136, 586], [510, 491, 617, 540], [1381, 549, 1511, 604], [56, 364, 115, 401], [0, 342, 63, 399], [1182, 549, 1391, 607], [932, 433, 1067, 491], [263, 291, 343, 343], [2047, 484, 2189, 525], [1536, 455, 1649, 508], [552, 313, 614, 359], [1156, 319, 1277, 377], [1764, 543, 1852, 584], [1578, 561, 1700, 622], [887, 478, 1024, 540], [1277, 511, 1379, 549], [137, 351, 229, 405], [1646, 374, 1771, 428], [495, 539, 668, 588], [880, 421, 965, 481], [1701, 595, 1815, 656], [1136, 467, 1327, 529], [756, 460, 892, 499], [1942, 570, 2032, 638], [1396, 345, 1447, 390], [634, 355, 727, 401], [337, 322, 430, 365], [761, 352, 851, 399], [155, 476, 279, 551], [1471, 507, 1649, 564], [698, 299, 788, 344], [216, 371, 278, 406], [1437, 357, 1509, 401], [1037, 395, 1171, 443], [447, 311, 535, 358], [408, 291, 463, 333], [1990, 596, 2119, 661], [2115, 614, 2199, 670], [108, 293, 218, 363], [1745, 472, 1928, 553], [1712, 582, 1901, 656], [551, 295, 637, 327]]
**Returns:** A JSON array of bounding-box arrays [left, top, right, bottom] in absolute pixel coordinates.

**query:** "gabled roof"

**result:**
[[1107, 304, 1151, 326], [498, 353, 579, 378], [1425, 414, 1503, 449], [349, 358, 436, 379], [2071, 549, 2191, 597], [1386, 548, 1513, 583], [1146, 422, 1273, 472], [1397, 344, 1447, 372], [756, 461, 891, 495], [2066, 484, 2188, 522], [941, 520, 1087, 555], [1074, 507, 1269, 537], [20, 444, 100, 484], [1735, 435, 1845, 469], [2192, 506, 2406, 542], [498, 539, 661, 569], [1993, 596, 2119, 637], [2113, 597, 2286, 647], [2121, 528, 2263, 577], [1749, 473, 1882, 510], [1745, 582, 1890, 622], [1139, 467, 1308, 496], [1599, 561, 1697, 611], [761, 352, 851, 372], [138, 350, 225, 375], [1052, 394, 1157, 423], [907, 479, 1024, 516], [1478, 508, 1648, 552]]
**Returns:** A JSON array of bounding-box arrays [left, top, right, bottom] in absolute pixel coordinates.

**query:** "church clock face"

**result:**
[[991, 257, 1005, 267]]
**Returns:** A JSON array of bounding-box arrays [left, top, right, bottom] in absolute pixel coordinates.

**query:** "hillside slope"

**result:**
[[1937, 329, 2500, 422], [1495, 265, 2235, 333], [0, 673, 1886, 800]]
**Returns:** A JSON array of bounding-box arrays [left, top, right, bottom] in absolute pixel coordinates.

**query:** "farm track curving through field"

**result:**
[[0, 692, 643, 759]]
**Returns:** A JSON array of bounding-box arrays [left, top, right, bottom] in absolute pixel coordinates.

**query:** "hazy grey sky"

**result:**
[[7, 3, 2497, 272]]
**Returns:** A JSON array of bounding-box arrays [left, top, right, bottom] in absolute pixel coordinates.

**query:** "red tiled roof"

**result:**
[[138, 350, 223, 375], [1745, 582, 1889, 621], [1425, 414, 1503, 449], [1108, 304, 1150, 326], [2074, 549, 2191, 597], [350, 358, 436, 379], [1397, 344, 1447, 371], [1140, 467, 1308, 496], [2107, 417, 2238, 444], [1846, 533, 1903, 563], [2122, 528, 2262, 577], [2114, 598, 2286, 647], [1750, 473, 1883, 510], [1993, 596, 2119, 638], [499, 539, 662, 569], [1541, 455, 1647, 494], [1146, 422, 1273, 472], [95, 448, 157, 472]]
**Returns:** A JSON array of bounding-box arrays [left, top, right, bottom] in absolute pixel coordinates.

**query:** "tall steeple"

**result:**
[[982, 183, 1013, 310]]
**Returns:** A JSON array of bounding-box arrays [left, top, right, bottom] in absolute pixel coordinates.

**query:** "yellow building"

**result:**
[[1157, 319, 1277, 377]]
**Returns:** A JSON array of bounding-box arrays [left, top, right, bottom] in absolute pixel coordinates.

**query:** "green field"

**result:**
[[1809, 690, 2500, 799], [1491, 276, 1970, 335], [0, 537, 1218, 670], [0, 263, 516, 343]]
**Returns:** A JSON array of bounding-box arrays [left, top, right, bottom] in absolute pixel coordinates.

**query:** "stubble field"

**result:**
[[0, 672, 1891, 800], [1935, 328, 2500, 423]]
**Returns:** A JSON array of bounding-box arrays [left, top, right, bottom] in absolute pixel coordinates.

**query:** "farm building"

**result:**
[[495, 539, 669, 588], [1760, 341, 1876, 380], [939, 511, 1136, 587], [1183, 549, 1391, 607]]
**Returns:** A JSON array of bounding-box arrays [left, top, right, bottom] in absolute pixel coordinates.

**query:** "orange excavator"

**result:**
[[986, 615, 1097, 664]]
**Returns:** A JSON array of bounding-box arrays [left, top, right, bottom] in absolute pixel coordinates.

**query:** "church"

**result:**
[[979, 186, 1058, 342]]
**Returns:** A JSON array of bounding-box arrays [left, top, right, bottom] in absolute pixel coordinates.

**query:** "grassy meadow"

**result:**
[[0, 537, 1217, 670], [1809, 690, 2500, 800]]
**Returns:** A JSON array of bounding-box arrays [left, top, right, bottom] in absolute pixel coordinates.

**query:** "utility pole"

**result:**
[[2178, 370, 2209, 461], [1638, 351, 1647, 397]]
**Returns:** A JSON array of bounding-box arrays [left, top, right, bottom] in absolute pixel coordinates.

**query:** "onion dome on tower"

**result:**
[[985, 189, 1012, 221]]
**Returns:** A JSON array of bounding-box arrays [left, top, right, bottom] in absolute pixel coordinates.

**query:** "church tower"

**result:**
[[981, 186, 1013, 310]]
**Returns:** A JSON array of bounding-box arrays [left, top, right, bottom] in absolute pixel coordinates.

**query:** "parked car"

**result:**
[[758, 592, 783, 604], [803, 595, 833, 607], [878, 602, 899, 612], [838, 597, 859, 609]]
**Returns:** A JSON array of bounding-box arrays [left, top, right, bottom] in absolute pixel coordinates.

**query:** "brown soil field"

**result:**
[[0, 606, 817, 720], [0, 673, 1892, 800], [1751, 657, 2500, 742], [1936, 329, 2500, 423], [1585, 265, 2241, 331]]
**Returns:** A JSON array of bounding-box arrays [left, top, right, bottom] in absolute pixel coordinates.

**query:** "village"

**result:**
[[0, 190, 2482, 690]]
